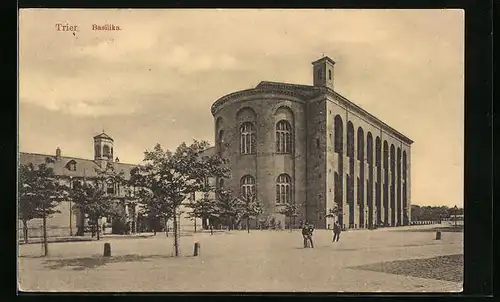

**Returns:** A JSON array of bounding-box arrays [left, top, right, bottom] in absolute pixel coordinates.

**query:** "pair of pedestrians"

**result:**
[[301, 221, 342, 248]]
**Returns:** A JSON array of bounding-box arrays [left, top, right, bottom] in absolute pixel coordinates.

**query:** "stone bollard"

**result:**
[[193, 242, 200, 256], [103, 242, 111, 257], [435, 231, 441, 240]]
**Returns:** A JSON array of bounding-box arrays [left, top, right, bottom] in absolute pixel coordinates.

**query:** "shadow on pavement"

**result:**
[[42, 254, 180, 271]]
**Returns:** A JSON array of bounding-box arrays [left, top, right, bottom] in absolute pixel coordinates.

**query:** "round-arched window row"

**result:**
[[240, 122, 256, 155], [276, 120, 293, 154], [276, 173, 292, 204], [240, 175, 256, 199]]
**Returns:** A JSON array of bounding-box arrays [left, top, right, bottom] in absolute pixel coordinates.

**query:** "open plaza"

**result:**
[[18, 224, 463, 292]]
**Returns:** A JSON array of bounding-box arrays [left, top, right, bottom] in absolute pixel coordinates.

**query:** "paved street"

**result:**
[[18, 225, 463, 292]]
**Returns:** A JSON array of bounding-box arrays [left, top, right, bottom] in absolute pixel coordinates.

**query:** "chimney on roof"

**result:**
[[56, 147, 61, 160], [115, 157, 120, 163]]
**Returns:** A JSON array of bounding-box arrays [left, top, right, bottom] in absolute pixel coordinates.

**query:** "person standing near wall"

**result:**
[[302, 222, 314, 248], [332, 221, 341, 242]]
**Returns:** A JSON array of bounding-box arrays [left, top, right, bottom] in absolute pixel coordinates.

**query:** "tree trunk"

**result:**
[[96, 221, 100, 240], [247, 217, 250, 234], [289, 217, 292, 232], [194, 218, 197, 233], [22, 220, 28, 243], [77, 210, 85, 236], [42, 208, 48, 256], [173, 211, 179, 257]]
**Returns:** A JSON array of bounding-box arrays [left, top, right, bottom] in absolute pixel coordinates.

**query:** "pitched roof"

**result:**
[[19, 152, 136, 179], [311, 56, 336, 65], [93, 132, 113, 141]]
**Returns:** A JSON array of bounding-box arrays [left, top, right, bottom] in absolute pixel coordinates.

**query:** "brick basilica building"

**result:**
[[211, 56, 413, 230]]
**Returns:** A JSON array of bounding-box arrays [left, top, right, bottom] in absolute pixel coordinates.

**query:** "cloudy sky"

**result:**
[[19, 9, 464, 207]]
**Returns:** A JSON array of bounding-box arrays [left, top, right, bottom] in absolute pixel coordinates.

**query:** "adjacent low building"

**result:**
[[18, 132, 204, 239]]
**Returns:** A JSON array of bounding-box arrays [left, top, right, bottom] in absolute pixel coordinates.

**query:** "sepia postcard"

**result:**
[[18, 9, 464, 292]]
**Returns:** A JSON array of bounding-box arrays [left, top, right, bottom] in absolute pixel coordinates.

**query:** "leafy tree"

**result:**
[[215, 188, 242, 231], [131, 185, 173, 235], [18, 164, 38, 243], [238, 194, 263, 233], [411, 205, 422, 221], [278, 202, 299, 232], [184, 194, 199, 233], [186, 193, 220, 235], [69, 180, 117, 240], [129, 141, 215, 256], [410, 204, 463, 222], [18, 158, 67, 255], [69, 161, 126, 238], [186, 147, 230, 232]]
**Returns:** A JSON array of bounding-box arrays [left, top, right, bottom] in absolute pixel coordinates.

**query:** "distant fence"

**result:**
[[17, 226, 115, 240], [410, 220, 464, 226], [18, 223, 217, 242], [410, 221, 439, 225]]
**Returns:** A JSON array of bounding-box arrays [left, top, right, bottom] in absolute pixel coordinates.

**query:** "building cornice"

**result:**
[[211, 83, 413, 145], [314, 89, 413, 145], [211, 88, 312, 116]]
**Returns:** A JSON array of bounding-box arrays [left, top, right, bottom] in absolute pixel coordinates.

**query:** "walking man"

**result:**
[[332, 221, 341, 242]]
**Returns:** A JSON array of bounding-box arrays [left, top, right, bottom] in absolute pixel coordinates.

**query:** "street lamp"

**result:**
[[453, 205, 458, 228], [69, 176, 73, 236]]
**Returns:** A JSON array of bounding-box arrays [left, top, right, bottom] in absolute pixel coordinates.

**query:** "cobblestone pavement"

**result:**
[[18, 225, 463, 292], [352, 254, 463, 283]]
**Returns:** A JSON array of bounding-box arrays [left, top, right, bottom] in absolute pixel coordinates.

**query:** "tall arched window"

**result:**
[[317, 68, 323, 80], [403, 151, 408, 225], [218, 130, 225, 154], [240, 175, 256, 199], [334, 115, 343, 154], [240, 122, 256, 155], [276, 120, 292, 154], [276, 174, 292, 204], [347, 122, 354, 158], [383, 141, 389, 224], [376, 137, 381, 166]]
